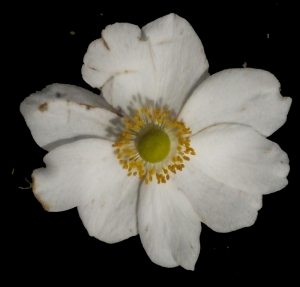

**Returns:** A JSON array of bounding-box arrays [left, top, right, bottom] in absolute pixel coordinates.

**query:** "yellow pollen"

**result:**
[[112, 106, 196, 184]]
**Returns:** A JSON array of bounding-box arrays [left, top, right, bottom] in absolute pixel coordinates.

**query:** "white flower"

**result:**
[[20, 14, 291, 270]]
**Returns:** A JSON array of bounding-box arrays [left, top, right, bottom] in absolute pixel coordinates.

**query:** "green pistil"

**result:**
[[137, 128, 171, 163]]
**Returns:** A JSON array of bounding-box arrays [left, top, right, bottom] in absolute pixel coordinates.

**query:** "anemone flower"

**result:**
[[20, 13, 291, 270]]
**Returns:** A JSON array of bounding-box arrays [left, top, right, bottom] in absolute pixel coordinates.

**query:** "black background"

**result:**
[[9, 1, 296, 283]]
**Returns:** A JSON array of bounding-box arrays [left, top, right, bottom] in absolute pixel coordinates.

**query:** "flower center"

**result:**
[[137, 127, 171, 163], [112, 106, 195, 184]]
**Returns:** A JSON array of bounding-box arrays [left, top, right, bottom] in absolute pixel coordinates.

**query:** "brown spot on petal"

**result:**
[[31, 175, 36, 191], [157, 40, 171, 45], [78, 102, 97, 110], [31, 175, 51, 211], [38, 103, 48, 112], [101, 37, 110, 51], [138, 35, 148, 42]]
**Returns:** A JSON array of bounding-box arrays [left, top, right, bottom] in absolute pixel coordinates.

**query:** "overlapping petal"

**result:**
[[82, 14, 208, 116], [138, 179, 201, 270], [142, 13, 209, 114], [77, 174, 139, 244], [32, 139, 139, 212], [189, 124, 289, 195], [82, 22, 154, 115], [20, 84, 119, 151], [179, 69, 292, 137], [174, 161, 262, 232]]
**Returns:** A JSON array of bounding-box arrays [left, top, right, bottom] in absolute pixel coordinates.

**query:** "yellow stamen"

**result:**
[[112, 106, 195, 184]]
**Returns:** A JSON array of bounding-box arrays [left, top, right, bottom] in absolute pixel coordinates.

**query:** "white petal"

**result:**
[[142, 13, 209, 114], [77, 175, 139, 244], [138, 179, 201, 270], [174, 160, 262, 232], [82, 14, 208, 116], [180, 69, 292, 136], [82, 22, 155, 115], [20, 84, 119, 151], [190, 124, 289, 195], [32, 138, 138, 212]]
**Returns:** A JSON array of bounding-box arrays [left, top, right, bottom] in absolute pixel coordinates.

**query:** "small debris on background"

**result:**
[[12, 168, 32, 189], [70, 31, 75, 35], [242, 62, 247, 68], [19, 178, 32, 189], [267, 33, 269, 39]]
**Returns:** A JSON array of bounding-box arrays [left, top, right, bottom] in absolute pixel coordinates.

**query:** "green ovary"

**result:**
[[137, 128, 171, 163]]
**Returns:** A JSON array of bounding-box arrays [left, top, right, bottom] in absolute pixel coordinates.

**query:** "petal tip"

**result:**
[[31, 174, 52, 212]]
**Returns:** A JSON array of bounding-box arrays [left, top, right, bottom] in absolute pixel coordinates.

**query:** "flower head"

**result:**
[[20, 14, 291, 270]]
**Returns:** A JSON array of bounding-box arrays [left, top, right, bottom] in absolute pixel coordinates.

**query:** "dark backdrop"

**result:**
[[8, 1, 296, 283]]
